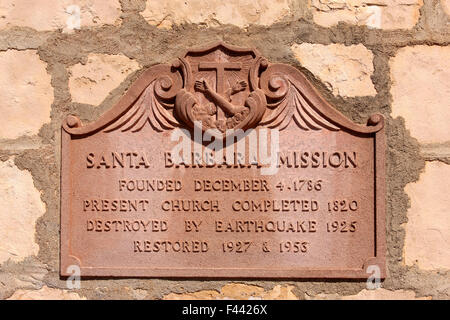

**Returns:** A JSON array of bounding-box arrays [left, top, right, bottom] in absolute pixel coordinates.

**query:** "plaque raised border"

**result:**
[[61, 42, 386, 279]]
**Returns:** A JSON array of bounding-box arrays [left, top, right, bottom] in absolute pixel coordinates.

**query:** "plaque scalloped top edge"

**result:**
[[62, 41, 384, 137]]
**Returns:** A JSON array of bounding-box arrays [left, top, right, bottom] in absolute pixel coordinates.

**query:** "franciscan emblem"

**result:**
[[173, 46, 267, 134]]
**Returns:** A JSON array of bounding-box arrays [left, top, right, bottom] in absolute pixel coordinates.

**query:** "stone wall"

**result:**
[[0, 0, 449, 300]]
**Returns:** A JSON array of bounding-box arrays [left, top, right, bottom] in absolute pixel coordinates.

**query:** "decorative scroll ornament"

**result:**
[[63, 42, 384, 136]]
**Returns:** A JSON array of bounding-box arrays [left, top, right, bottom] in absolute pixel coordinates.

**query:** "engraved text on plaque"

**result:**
[[61, 42, 386, 278]]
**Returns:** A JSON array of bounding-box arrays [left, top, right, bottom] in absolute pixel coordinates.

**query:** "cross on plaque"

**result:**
[[198, 62, 242, 120]]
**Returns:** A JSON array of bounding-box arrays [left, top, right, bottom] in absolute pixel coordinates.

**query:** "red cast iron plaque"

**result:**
[[61, 42, 386, 278]]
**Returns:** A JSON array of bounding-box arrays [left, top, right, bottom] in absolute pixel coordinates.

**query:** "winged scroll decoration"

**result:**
[[63, 42, 384, 137]]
